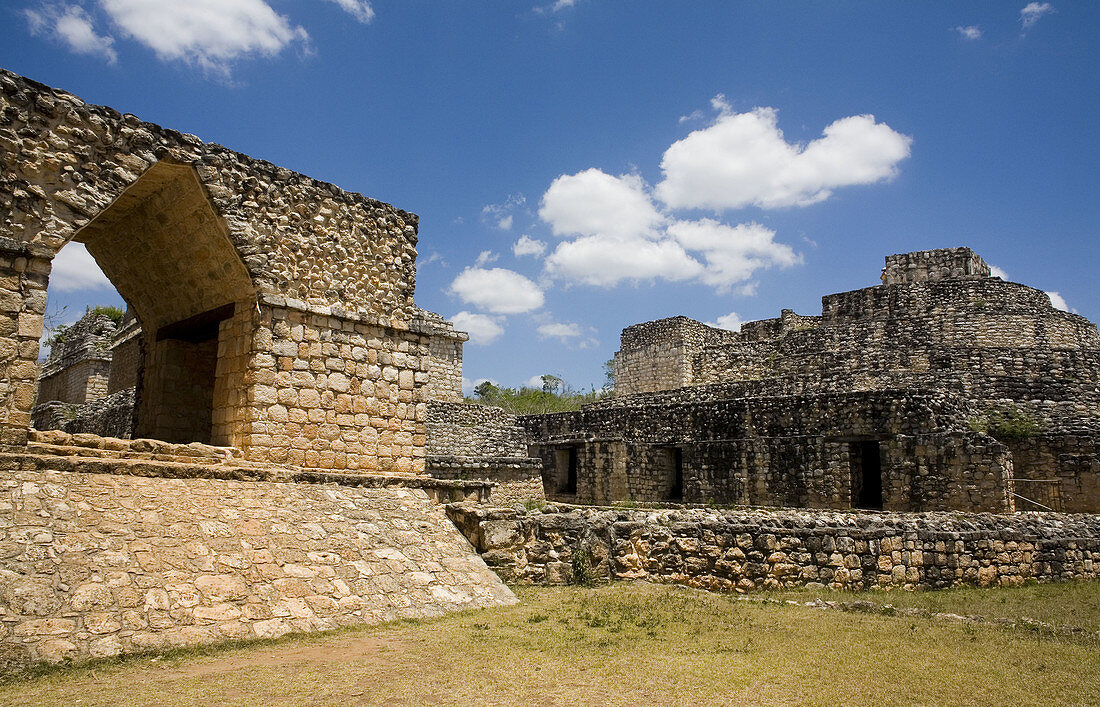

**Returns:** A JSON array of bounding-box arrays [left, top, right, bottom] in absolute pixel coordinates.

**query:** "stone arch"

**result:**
[[2, 68, 433, 474], [64, 160, 256, 445]]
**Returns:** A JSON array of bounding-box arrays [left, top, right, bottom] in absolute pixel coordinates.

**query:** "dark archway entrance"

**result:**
[[63, 161, 255, 445]]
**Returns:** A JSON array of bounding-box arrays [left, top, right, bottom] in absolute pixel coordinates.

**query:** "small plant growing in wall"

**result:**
[[570, 547, 596, 587], [968, 404, 1041, 440]]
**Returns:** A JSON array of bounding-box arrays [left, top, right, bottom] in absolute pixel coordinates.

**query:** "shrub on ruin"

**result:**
[[968, 405, 1041, 440]]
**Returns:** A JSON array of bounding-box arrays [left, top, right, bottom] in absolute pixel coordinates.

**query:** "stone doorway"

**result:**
[[661, 447, 684, 501], [555, 446, 579, 495], [851, 441, 883, 509]]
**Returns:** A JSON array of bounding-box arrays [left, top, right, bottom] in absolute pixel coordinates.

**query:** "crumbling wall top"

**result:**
[[882, 247, 991, 285], [39, 311, 117, 378]]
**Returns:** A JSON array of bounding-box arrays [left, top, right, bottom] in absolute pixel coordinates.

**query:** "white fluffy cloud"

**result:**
[[655, 107, 912, 210], [448, 267, 545, 314], [537, 322, 582, 340], [1020, 3, 1055, 30], [989, 264, 1009, 280], [955, 25, 982, 40], [451, 311, 505, 346], [50, 242, 114, 292], [98, 0, 309, 75], [1046, 291, 1070, 312], [539, 169, 665, 240], [25, 0, 378, 74], [667, 219, 800, 291], [537, 321, 598, 349], [544, 234, 702, 287], [538, 175, 799, 290], [707, 312, 743, 332], [25, 4, 118, 63], [325, 0, 375, 23], [513, 235, 547, 258]]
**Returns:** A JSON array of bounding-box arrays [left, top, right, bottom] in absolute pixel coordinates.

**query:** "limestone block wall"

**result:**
[[448, 504, 1100, 591], [107, 319, 140, 395], [240, 299, 431, 473], [426, 402, 546, 506], [36, 312, 117, 403], [0, 238, 50, 446], [1003, 435, 1100, 514], [414, 310, 466, 404], [427, 402, 529, 457], [0, 463, 516, 670], [614, 317, 739, 396], [0, 68, 428, 448]]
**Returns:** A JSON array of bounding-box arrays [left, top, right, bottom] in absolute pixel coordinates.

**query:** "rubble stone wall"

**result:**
[[0, 464, 516, 670], [426, 402, 545, 506], [448, 504, 1100, 592], [0, 69, 419, 320], [47, 388, 134, 438]]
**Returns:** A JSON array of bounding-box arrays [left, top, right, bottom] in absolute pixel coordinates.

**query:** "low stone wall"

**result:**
[[447, 504, 1100, 592], [0, 463, 516, 670], [426, 402, 546, 506]]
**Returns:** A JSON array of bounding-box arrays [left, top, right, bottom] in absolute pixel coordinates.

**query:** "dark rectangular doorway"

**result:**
[[851, 441, 883, 509], [666, 447, 684, 501], [557, 446, 578, 494]]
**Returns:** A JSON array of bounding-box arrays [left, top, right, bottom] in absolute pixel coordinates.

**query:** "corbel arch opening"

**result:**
[[49, 160, 255, 445]]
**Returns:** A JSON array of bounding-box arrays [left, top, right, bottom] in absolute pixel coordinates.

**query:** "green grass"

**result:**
[[3, 581, 1098, 706], [768, 580, 1100, 633]]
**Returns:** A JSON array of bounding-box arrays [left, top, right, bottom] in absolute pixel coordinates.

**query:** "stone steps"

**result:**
[[25, 442, 229, 466]]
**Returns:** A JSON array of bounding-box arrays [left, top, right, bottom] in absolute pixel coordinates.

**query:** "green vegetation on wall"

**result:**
[[466, 375, 607, 415]]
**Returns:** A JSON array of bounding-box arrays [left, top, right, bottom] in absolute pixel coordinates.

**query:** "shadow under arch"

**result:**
[[65, 159, 256, 445]]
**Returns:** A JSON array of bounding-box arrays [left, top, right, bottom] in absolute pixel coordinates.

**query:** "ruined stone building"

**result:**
[[0, 68, 521, 668], [523, 248, 1100, 513]]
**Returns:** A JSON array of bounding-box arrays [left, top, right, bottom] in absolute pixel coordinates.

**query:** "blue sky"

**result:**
[[6, 1, 1097, 392]]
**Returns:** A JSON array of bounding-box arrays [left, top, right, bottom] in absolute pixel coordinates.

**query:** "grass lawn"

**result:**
[[768, 580, 1100, 633], [2, 581, 1098, 706]]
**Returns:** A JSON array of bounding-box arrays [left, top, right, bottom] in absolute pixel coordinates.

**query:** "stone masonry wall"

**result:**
[[0, 464, 516, 669], [0, 238, 50, 446], [522, 391, 1015, 512], [881, 247, 990, 285], [241, 299, 430, 473], [0, 68, 429, 452], [0, 69, 420, 321], [107, 318, 140, 395], [614, 317, 739, 396], [448, 504, 1100, 592], [426, 402, 545, 506]]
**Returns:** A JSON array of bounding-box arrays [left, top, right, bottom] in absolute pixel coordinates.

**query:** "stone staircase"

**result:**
[[2, 429, 494, 503]]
